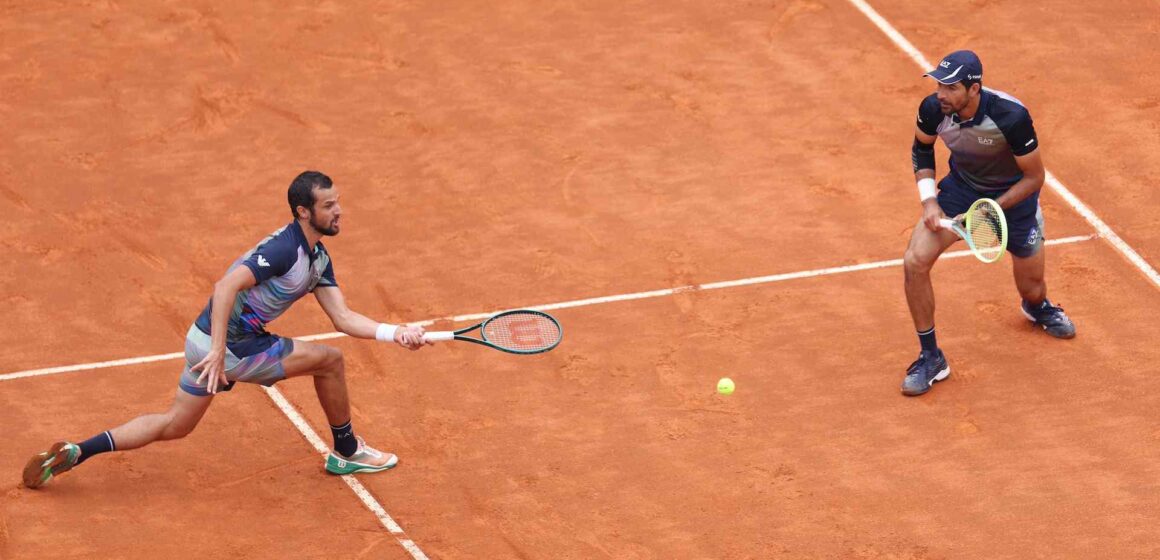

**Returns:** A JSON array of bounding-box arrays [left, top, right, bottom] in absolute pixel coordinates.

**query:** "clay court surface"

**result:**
[[2, 1, 1159, 558]]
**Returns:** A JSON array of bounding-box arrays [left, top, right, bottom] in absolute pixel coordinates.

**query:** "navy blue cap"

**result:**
[[924, 50, 983, 84]]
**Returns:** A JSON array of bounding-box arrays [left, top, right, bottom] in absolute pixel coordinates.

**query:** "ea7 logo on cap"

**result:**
[[940, 60, 951, 68]]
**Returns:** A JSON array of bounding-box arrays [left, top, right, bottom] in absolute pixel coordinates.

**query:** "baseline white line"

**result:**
[[846, 0, 1160, 290], [0, 352, 185, 382], [264, 386, 430, 560], [0, 234, 1095, 383], [453, 234, 1095, 320]]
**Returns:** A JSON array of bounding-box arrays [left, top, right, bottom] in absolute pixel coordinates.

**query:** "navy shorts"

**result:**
[[937, 173, 1045, 258]]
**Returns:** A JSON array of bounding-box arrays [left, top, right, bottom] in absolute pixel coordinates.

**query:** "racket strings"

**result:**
[[482, 313, 562, 352], [967, 206, 1004, 259]]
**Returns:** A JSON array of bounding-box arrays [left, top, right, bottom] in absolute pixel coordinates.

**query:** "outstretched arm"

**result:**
[[314, 286, 428, 350]]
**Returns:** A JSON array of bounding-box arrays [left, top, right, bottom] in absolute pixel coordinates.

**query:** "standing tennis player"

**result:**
[[23, 171, 429, 488], [901, 50, 1076, 396]]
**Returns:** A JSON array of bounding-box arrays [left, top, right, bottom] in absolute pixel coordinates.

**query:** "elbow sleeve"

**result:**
[[912, 138, 935, 172]]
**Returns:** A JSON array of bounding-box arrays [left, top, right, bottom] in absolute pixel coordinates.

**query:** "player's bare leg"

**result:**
[[109, 389, 214, 449], [281, 340, 397, 474], [1012, 248, 1076, 338], [1012, 247, 1047, 305], [282, 341, 351, 425], [901, 221, 958, 395], [23, 388, 213, 488], [903, 221, 959, 331]]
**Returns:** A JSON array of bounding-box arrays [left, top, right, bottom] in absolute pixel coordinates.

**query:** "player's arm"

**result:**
[[995, 110, 1045, 209], [913, 128, 944, 231], [314, 286, 427, 350], [995, 150, 1045, 209], [912, 96, 944, 231], [191, 265, 257, 393], [913, 127, 938, 183]]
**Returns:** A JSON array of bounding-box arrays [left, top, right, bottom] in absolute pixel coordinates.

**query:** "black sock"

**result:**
[[917, 327, 938, 353], [330, 421, 357, 457], [76, 431, 116, 465]]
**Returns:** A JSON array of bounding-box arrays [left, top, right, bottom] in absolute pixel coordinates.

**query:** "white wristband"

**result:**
[[375, 323, 399, 342], [917, 178, 937, 202]]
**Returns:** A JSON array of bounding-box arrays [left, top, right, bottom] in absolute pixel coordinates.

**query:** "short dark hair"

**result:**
[[962, 79, 982, 93], [288, 171, 332, 219]]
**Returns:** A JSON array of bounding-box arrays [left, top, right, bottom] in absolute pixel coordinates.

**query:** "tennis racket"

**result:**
[[939, 198, 1008, 263], [422, 309, 562, 354]]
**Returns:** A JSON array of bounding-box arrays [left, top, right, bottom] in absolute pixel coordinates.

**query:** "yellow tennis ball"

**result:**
[[717, 377, 735, 395]]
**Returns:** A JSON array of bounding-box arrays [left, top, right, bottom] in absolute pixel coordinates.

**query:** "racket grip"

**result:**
[[422, 331, 455, 343], [938, 218, 957, 230]]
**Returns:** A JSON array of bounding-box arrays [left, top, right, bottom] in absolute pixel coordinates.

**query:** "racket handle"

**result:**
[[938, 218, 957, 230], [422, 331, 455, 343]]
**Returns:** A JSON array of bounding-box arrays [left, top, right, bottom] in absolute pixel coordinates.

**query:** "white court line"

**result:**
[[1043, 171, 1160, 288], [0, 351, 186, 380], [846, 0, 1160, 290], [0, 233, 1096, 383], [263, 386, 430, 560]]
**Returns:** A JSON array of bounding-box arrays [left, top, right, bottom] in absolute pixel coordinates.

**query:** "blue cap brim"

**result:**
[[924, 64, 967, 84]]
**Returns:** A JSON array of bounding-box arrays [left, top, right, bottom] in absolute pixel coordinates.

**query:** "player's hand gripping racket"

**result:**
[[939, 198, 1008, 263], [422, 309, 562, 354]]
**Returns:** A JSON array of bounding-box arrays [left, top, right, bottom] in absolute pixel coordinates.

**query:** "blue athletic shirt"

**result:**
[[194, 221, 337, 357], [916, 88, 1039, 192]]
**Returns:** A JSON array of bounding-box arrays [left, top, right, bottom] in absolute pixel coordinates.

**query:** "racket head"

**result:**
[[963, 198, 1008, 263], [479, 310, 563, 354]]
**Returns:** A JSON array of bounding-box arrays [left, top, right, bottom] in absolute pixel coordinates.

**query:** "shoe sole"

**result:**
[[901, 364, 951, 396], [22, 441, 73, 489], [1021, 308, 1077, 339], [325, 454, 399, 475]]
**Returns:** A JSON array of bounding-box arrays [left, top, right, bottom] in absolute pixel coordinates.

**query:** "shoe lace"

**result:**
[[907, 351, 935, 375], [1040, 303, 1069, 324]]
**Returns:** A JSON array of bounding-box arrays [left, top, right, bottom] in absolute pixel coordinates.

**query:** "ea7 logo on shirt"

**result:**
[[257, 255, 271, 267], [977, 137, 994, 145]]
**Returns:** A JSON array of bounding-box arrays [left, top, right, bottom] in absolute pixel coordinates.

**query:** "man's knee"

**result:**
[[904, 246, 936, 277], [904, 224, 947, 278], [1013, 254, 1046, 289], [1015, 265, 1045, 285], [321, 346, 345, 377], [166, 420, 197, 439], [162, 410, 200, 440], [163, 390, 212, 440]]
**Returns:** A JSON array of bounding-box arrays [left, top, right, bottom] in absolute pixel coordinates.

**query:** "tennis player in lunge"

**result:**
[[24, 171, 429, 488], [901, 50, 1076, 396]]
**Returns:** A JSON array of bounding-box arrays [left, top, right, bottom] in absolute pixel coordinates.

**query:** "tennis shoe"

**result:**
[[900, 349, 950, 396], [1021, 299, 1076, 339], [22, 441, 81, 489], [325, 436, 398, 475]]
